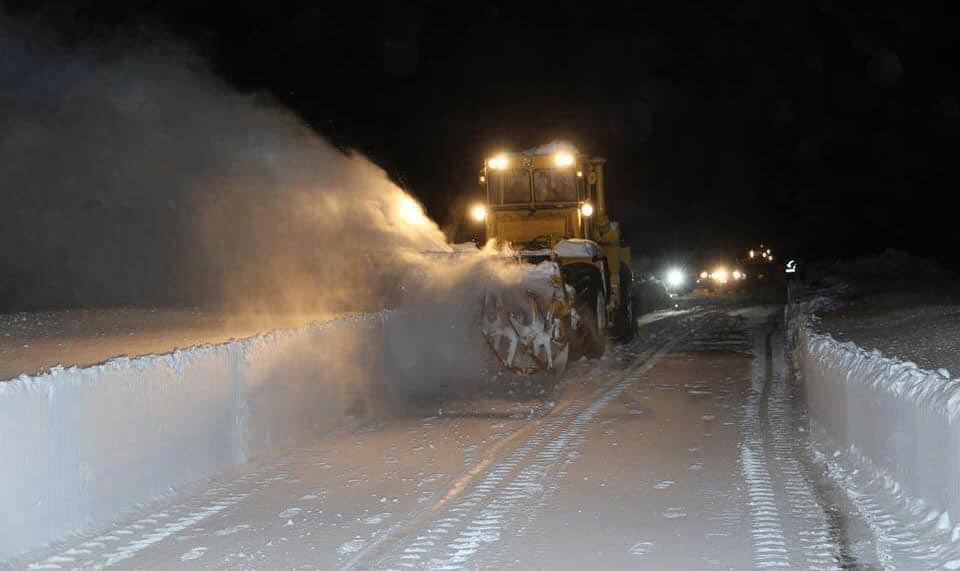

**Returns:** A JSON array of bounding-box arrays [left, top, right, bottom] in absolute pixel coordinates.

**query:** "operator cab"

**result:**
[[473, 144, 605, 248]]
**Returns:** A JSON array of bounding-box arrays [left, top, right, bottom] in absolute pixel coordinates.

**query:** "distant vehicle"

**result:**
[[741, 244, 786, 288], [663, 266, 695, 295], [696, 263, 747, 292], [745, 244, 775, 264]]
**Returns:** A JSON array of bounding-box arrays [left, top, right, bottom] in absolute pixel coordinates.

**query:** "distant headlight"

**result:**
[[666, 268, 685, 288], [732, 270, 743, 280], [470, 204, 487, 222], [711, 268, 729, 284], [580, 202, 594, 217], [700, 271, 709, 279]]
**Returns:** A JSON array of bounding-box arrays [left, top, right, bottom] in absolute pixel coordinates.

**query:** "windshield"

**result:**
[[533, 168, 578, 203], [488, 169, 531, 204]]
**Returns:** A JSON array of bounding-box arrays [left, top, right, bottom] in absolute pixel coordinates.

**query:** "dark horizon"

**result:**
[[3, 0, 958, 273]]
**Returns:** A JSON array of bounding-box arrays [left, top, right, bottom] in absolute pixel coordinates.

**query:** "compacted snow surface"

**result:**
[[7, 284, 960, 569], [5, 297, 882, 570]]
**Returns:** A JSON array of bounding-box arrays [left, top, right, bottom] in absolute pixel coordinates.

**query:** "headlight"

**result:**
[[469, 204, 487, 222], [732, 270, 743, 280], [711, 268, 729, 284], [554, 151, 575, 167], [487, 154, 508, 170], [700, 271, 709, 279], [580, 202, 594, 217], [666, 268, 685, 288]]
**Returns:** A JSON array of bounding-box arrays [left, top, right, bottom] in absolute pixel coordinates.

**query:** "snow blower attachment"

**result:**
[[480, 262, 573, 374], [471, 142, 638, 375]]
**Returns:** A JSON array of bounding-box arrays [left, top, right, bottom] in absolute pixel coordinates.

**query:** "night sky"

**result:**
[[6, 0, 959, 266]]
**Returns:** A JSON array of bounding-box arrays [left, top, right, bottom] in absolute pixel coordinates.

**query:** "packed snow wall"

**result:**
[[0, 310, 491, 561], [793, 316, 960, 527]]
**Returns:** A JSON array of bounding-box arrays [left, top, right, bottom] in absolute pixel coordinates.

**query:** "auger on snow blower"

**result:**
[[469, 143, 637, 375]]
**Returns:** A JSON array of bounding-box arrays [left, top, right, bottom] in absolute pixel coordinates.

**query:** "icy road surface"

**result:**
[[20, 303, 883, 570]]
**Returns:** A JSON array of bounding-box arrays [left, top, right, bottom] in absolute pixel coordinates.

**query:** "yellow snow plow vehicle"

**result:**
[[471, 143, 635, 374]]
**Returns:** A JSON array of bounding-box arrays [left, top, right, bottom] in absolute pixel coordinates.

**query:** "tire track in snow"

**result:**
[[372, 327, 697, 570], [740, 322, 791, 569], [814, 435, 960, 570], [821, 451, 899, 569], [767, 324, 841, 570], [742, 315, 843, 570], [26, 455, 297, 570], [348, 402, 588, 571], [337, 404, 555, 571]]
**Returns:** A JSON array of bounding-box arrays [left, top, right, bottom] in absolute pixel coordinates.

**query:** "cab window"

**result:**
[[533, 169, 578, 203], [488, 170, 532, 204]]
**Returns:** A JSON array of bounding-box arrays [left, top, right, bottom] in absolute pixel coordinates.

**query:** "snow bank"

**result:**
[[799, 327, 960, 512], [791, 301, 960, 558], [0, 313, 410, 560]]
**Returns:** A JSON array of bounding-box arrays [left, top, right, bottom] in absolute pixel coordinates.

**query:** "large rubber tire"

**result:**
[[612, 266, 636, 341], [561, 264, 607, 361], [580, 288, 607, 359]]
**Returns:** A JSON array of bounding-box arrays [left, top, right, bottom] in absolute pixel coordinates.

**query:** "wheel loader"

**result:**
[[471, 142, 635, 374]]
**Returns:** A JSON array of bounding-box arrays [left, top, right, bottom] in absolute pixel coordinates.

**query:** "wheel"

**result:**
[[576, 288, 606, 359], [561, 263, 607, 361], [612, 266, 636, 341]]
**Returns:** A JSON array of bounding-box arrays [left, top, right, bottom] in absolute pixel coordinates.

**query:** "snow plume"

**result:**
[[385, 252, 531, 395], [0, 12, 471, 316]]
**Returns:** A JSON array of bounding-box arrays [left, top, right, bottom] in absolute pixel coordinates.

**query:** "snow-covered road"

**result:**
[[19, 303, 879, 570]]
